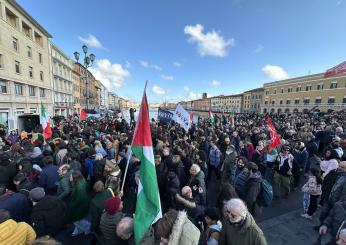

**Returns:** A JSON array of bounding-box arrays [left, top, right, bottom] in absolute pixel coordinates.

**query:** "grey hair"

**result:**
[[339, 228, 346, 240], [116, 217, 134, 237], [191, 163, 201, 173], [226, 198, 247, 219]]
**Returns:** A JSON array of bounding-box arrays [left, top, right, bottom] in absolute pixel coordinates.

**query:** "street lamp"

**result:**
[[74, 45, 95, 110]]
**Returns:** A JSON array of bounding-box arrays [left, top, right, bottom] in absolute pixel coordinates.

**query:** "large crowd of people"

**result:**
[[1, 109, 346, 245]]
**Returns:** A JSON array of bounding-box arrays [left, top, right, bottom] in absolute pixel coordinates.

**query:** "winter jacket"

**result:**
[[329, 172, 346, 204], [302, 176, 322, 196], [219, 212, 267, 245], [95, 146, 107, 157], [209, 147, 221, 168], [221, 146, 237, 184], [321, 169, 339, 204], [170, 160, 187, 187], [306, 141, 318, 157], [99, 211, 125, 245], [293, 148, 309, 170], [322, 201, 346, 238], [244, 171, 262, 214], [0, 191, 32, 222], [0, 161, 17, 190], [0, 219, 36, 245], [163, 171, 180, 209], [167, 211, 200, 245], [175, 194, 205, 225], [190, 171, 206, 202], [38, 164, 59, 194], [156, 161, 168, 196], [57, 172, 71, 201], [85, 156, 96, 177], [93, 159, 106, 182], [89, 189, 113, 232], [65, 178, 89, 223], [30, 195, 65, 237], [230, 167, 249, 198]]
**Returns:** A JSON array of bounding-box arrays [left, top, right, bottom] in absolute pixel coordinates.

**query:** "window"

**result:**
[[294, 99, 300, 104], [306, 85, 312, 91], [34, 31, 43, 46], [12, 37, 18, 51], [40, 71, 43, 81], [22, 21, 32, 39], [315, 98, 322, 104], [265, 101, 268, 105], [304, 98, 310, 104], [39, 88, 45, 97], [343, 97, 346, 103], [281, 88, 284, 93], [271, 101, 275, 105], [286, 99, 291, 105], [39, 53, 42, 63], [0, 54, 3, 69], [288, 87, 292, 93], [273, 89, 276, 94], [296, 86, 302, 92], [28, 85, 35, 96], [0, 80, 7, 93], [6, 8, 18, 28], [29, 66, 33, 78], [280, 100, 283, 105], [328, 97, 335, 104], [27, 46, 32, 58], [317, 83, 324, 90], [265, 90, 269, 95], [15, 83, 23, 95], [330, 82, 338, 89], [15, 61, 20, 73]]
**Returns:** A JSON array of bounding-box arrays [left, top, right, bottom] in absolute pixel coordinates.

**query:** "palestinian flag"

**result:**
[[208, 108, 214, 124], [40, 103, 52, 139], [267, 117, 281, 152], [79, 109, 88, 120], [133, 89, 162, 245]]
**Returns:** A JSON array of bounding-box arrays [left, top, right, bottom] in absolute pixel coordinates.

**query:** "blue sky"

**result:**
[[18, 0, 346, 103]]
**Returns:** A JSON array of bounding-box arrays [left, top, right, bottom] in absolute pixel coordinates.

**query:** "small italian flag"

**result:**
[[209, 107, 214, 124], [40, 103, 52, 139], [133, 88, 162, 245]]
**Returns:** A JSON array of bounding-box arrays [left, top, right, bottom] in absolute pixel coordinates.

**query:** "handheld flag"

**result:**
[[80, 109, 88, 120], [208, 107, 214, 125], [132, 83, 162, 245], [267, 118, 281, 152], [40, 103, 52, 139]]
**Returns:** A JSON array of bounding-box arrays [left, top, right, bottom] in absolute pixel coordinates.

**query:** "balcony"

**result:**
[[263, 103, 346, 112]]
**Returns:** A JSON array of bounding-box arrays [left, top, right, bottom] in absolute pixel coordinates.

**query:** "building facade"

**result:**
[[242, 91, 251, 112], [50, 43, 73, 116], [248, 88, 264, 113], [262, 73, 346, 113], [0, 0, 53, 129], [72, 65, 81, 113]]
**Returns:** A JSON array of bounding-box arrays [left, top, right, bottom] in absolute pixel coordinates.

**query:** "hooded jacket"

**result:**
[[0, 219, 36, 245], [244, 171, 262, 214], [219, 212, 267, 245], [168, 211, 200, 245]]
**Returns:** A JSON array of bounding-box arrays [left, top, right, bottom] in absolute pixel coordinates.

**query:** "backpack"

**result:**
[[257, 179, 273, 207]]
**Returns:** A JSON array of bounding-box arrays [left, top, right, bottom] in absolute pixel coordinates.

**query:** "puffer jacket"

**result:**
[[322, 201, 346, 238], [329, 172, 346, 204], [0, 219, 36, 245], [302, 176, 322, 196], [168, 211, 200, 245]]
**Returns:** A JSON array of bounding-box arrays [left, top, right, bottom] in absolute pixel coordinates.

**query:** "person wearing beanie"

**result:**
[[89, 181, 113, 232], [99, 196, 124, 245], [29, 187, 66, 237]]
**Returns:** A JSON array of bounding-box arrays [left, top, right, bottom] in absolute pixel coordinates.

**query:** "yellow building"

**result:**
[[243, 88, 264, 113], [263, 72, 346, 113], [242, 91, 251, 112], [0, 0, 53, 129]]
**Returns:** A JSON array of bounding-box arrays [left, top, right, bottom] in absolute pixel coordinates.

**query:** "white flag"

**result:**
[[173, 104, 191, 131]]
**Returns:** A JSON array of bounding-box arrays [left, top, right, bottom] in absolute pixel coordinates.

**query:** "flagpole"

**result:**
[[120, 80, 148, 193]]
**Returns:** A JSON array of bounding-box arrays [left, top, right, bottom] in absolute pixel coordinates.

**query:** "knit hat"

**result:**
[[104, 196, 121, 215], [30, 187, 45, 202]]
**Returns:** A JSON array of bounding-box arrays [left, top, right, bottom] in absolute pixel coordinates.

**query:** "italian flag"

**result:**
[[209, 107, 214, 124], [40, 103, 52, 139], [133, 90, 162, 245]]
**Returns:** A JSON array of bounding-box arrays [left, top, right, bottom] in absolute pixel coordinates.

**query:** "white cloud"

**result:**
[[184, 24, 234, 57], [151, 64, 162, 71], [78, 34, 106, 50], [173, 61, 181, 67], [89, 59, 130, 89], [209, 80, 221, 87], [188, 91, 200, 100], [125, 61, 131, 69], [184, 86, 189, 91], [152, 85, 166, 95], [139, 60, 149, 68], [161, 74, 174, 81], [254, 44, 264, 53], [262, 64, 289, 80]]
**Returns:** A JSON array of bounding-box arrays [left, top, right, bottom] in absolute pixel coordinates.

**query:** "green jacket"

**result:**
[[219, 212, 267, 245], [65, 178, 89, 223], [57, 172, 71, 201], [89, 189, 112, 232]]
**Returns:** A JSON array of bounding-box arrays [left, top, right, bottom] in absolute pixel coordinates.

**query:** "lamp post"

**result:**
[[74, 45, 95, 110]]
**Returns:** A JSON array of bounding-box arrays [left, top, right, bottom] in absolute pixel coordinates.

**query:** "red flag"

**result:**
[[80, 109, 88, 120], [267, 118, 281, 152], [324, 61, 346, 78], [189, 112, 194, 121], [43, 122, 53, 139]]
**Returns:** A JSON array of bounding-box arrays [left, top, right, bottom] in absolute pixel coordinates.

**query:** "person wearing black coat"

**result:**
[[243, 162, 262, 216], [170, 155, 187, 187], [163, 171, 180, 211], [155, 155, 168, 198], [30, 191, 66, 237], [305, 136, 318, 174], [319, 169, 339, 206], [0, 154, 17, 190]]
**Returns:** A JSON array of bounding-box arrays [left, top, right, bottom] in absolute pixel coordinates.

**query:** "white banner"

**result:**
[[173, 104, 191, 131]]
